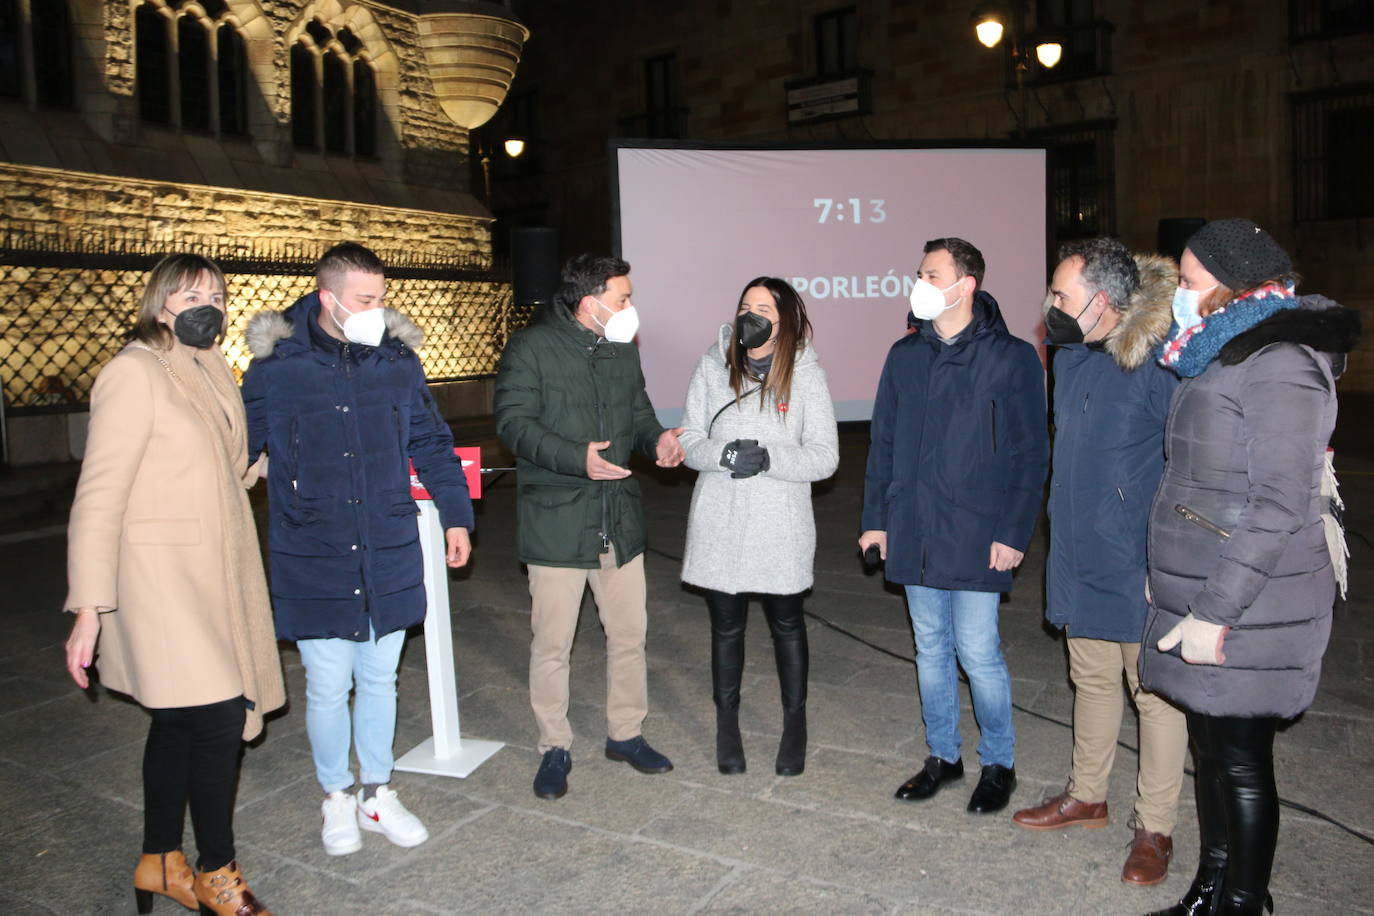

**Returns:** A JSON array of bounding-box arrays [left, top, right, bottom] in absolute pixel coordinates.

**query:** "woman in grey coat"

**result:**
[[1140, 220, 1360, 916], [680, 278, 839, 777]]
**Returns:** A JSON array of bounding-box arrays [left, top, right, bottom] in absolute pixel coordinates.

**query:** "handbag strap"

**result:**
[[706, 385, 761, 438], [128, 342, 182, 382]]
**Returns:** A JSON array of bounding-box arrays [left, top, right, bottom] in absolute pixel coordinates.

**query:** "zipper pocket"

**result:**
[[990, 400, 998, 453], [290, 416, 301, 490], [1175, 504, 1231, 539]]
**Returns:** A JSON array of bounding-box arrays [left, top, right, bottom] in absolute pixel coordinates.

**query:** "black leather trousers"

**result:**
[[703, 589, 808, 713], [1187, 710, 1281, 909]]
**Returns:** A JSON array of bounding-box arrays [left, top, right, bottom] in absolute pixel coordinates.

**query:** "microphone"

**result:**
[[862, 544, 882, 572]]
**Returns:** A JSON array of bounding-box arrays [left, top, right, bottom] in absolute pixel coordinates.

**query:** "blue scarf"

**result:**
[[1159, 284, 1295, 378]]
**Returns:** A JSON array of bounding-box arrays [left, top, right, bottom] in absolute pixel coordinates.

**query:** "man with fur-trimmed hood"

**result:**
[[1011, 239, 1188, 888], [241, 242, 473, 859]]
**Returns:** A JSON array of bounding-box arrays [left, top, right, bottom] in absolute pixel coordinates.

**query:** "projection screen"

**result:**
[[611, 143, 1048, 425]]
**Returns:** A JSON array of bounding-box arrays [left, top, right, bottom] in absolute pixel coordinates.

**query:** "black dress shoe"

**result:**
[[894, 756, 964, 801], [967, 764, 1017, 814]]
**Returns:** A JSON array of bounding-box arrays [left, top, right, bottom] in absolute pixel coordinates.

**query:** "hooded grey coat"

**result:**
[[1139, 298, 1361, 718], [680, 325, 839, 595]]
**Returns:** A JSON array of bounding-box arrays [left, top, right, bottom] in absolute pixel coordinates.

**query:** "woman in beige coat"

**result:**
[[63, 254, 284, 916]]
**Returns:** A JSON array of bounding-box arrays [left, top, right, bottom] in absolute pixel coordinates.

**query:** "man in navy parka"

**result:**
[[1010, 239, 1186, 887], [243, 242, 473, 858], [860, 237, 1048, 816]]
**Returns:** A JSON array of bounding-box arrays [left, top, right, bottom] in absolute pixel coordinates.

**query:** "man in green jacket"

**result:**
[[495, 253, 685, 800]]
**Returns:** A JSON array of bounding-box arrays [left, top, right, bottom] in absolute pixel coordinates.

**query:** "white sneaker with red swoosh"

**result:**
[[356, 785, 429, 847]]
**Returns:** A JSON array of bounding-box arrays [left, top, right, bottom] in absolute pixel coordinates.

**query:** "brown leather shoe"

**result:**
[[1011, 789, 1108, 830], [1122, 825, 1173, 886], [194, 860, 273, 916], [133, 849, 197, 912]]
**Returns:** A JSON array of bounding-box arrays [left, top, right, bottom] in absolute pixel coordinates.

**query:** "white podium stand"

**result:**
[[394, 500, 503, 778]]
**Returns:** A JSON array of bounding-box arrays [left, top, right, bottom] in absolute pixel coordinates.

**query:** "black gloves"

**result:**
[[720, 439, 770, 479]]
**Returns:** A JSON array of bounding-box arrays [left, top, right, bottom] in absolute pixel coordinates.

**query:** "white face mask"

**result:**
[[1170, 284, 1216, 335], [590, 296, 639, 343], [327, 292, 386, 347], [908, 277, 964, 320]]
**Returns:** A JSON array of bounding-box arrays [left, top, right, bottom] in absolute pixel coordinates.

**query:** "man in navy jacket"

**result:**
[[1010, 239, 1186, 887], [243, 242, 473, 857], [860, 237, 1048, 815]]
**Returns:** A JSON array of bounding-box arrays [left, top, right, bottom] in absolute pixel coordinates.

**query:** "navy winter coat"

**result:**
[[862, 292, 1049, 592], [242, 293, 473, 641], [1045, 253, 1178, 641]]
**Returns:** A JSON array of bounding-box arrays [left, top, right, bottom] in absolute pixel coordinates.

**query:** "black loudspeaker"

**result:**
[[511, 227, 560, 305], [1156, 217, 1205, 263]]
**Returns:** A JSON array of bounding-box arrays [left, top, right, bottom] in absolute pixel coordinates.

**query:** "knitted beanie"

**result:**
[[1185, 218, 1293, 291]]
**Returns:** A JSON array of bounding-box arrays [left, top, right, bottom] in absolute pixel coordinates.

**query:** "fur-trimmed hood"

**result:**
[[1105, 253, 1177, 371], [245, 293, 424, 359], [1043, 252, 1177, 371], [1218, 294, 1361, 377]]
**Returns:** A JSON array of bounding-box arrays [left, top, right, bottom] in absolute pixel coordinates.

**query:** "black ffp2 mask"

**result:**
[[172, 305, 224, 349], [736, 311, 772, 350], [1043, 305, 1085, 345]]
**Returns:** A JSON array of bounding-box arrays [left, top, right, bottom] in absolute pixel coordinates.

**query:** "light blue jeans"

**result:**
[[297, 624, 406, 793], [904, 585, 1014, 768]]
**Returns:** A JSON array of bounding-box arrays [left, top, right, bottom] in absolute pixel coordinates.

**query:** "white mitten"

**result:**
[[1156, 612, 1228, 665]]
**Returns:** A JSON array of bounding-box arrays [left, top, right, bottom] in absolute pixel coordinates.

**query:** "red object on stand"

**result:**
[[409, 446, 482, 500]]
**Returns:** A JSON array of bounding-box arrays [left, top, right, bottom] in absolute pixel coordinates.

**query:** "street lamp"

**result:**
[[479, 135, 525, 209], [969, 1, 1061, 137]]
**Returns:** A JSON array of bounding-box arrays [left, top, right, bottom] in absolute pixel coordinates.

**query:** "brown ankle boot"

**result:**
[[194, 860, 273, 916], [133, 849, 197, 912]]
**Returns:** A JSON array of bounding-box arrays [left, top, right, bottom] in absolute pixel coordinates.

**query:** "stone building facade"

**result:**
[[0, 0, 529, 464], [490, 0, 1373, 390]]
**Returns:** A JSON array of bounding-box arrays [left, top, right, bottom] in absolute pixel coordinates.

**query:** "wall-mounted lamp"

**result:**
[[479, 136, 528, 208], [968, 1, 1060, 137], [1035, 40, 1063, 68]]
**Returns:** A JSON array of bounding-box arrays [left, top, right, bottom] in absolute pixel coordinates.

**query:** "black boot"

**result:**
[[1216, 890, 1273, 915], [1145, 866, 1224, 916], [761, 592, 809, 777], [775, 708, 806, 776], [716, 706, 746, 774], [705, 591, 748, 775]]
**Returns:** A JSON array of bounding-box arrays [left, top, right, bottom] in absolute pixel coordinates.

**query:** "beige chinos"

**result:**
[[1066, 638, 1189, 835], [528, 545, 649, 752]]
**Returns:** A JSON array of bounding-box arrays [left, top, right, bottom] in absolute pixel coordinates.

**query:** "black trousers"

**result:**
[[142, 696, 246, 872], [702, 589, 808, 713], [1186, 710, 1281, 905]]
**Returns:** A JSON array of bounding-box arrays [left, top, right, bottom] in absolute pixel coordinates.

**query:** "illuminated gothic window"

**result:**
[[217, 24, 246, 135], [136, 3, 172, 123], [353, 59, 376, 157], [31, 0, 73, 107], [323, 52, 348, 154], [136, 0, 250, 136], [0, 0, 21, 99], [290, 40, 316, 148], [178, 13, 210, 130], [0, 0, 74, 106], [291, 20, 379, 157]]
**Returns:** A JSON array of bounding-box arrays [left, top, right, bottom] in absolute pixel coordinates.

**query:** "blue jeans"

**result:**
[[904, 585, 1014, 768], [297, 624, 406, 793]]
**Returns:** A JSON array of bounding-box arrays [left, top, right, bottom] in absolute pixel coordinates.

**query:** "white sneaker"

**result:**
[[321, 790, 362, 855], [357, 785, 429, 848]]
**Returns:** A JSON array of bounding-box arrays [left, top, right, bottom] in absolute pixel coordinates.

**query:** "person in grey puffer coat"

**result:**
[[1140, 219, 1361, 916], [679, 277, 839, 778]]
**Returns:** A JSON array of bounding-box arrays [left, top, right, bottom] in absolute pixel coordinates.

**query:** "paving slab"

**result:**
[[2, 425, 1370, 914]]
